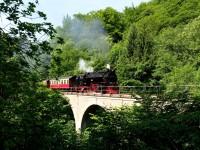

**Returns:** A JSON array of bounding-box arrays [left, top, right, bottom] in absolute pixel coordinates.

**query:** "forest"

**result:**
[[0, 0, 200, 149]]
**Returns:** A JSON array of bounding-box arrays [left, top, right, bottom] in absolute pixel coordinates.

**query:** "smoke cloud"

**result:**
[[63, 17, 109, 52], [78, 58, 93, 72], [59, 17, 110, 73]]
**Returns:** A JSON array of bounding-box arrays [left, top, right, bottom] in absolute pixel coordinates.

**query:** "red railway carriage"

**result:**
[[48, 78, 70, 89]]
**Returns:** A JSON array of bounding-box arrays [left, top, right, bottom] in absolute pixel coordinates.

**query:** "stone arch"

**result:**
[[68, 105, 76, 123], [64, 94, 135, 132], [69, 105, 80, 132], [81, 104, 105, 131]]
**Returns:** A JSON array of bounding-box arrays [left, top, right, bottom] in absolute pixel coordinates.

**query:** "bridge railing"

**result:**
[[62, 85, 200, 98], [62, 86, 164, 98]]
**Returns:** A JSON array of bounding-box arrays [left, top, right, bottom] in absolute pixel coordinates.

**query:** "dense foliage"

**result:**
[[0, 87, 77, 149], [0, 0, 77, 149], [82, 94, 200, 150]]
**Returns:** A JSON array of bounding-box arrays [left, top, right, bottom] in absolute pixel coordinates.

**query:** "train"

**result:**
[[45, 69, 119, 94]]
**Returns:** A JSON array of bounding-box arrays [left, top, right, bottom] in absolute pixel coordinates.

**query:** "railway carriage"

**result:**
[[48, 77, 70, 89]]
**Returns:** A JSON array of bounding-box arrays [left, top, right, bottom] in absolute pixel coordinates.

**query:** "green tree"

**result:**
[[109, 41, 126, 68], [76, 7, 126, 43], [0, 1, 77, 149], [0, 0, 55, 98], [91, 54, 107, 71], [97, 7, 125, 43], [0, 86, 77, 149], [115, 22, 155, 85], [50, 40, 84, 76], [83, 94, 200, 150]]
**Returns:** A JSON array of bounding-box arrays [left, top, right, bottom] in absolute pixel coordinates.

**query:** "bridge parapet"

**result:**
[[63, 92, 142, 99]]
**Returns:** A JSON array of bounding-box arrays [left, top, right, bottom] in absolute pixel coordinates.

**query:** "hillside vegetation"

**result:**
[[49, 1, 200, 149], [50, 0, 200, 93]]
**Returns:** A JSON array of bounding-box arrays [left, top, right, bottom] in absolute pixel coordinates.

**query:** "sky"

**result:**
[[37, 0, 150, 27]]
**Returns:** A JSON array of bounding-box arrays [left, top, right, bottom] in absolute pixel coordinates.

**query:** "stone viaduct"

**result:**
[[63, 93, 141, 132]]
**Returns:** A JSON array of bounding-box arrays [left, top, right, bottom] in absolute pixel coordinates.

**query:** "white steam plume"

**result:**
[[79, 58, 93, 72], [68, 19, 109, 52]]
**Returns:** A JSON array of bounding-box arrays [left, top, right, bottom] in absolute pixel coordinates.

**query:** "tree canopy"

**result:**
[[0, 1, 77, 149]]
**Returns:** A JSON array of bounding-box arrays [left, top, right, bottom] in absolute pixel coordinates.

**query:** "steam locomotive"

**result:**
[[46, 69, 119, 94]]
